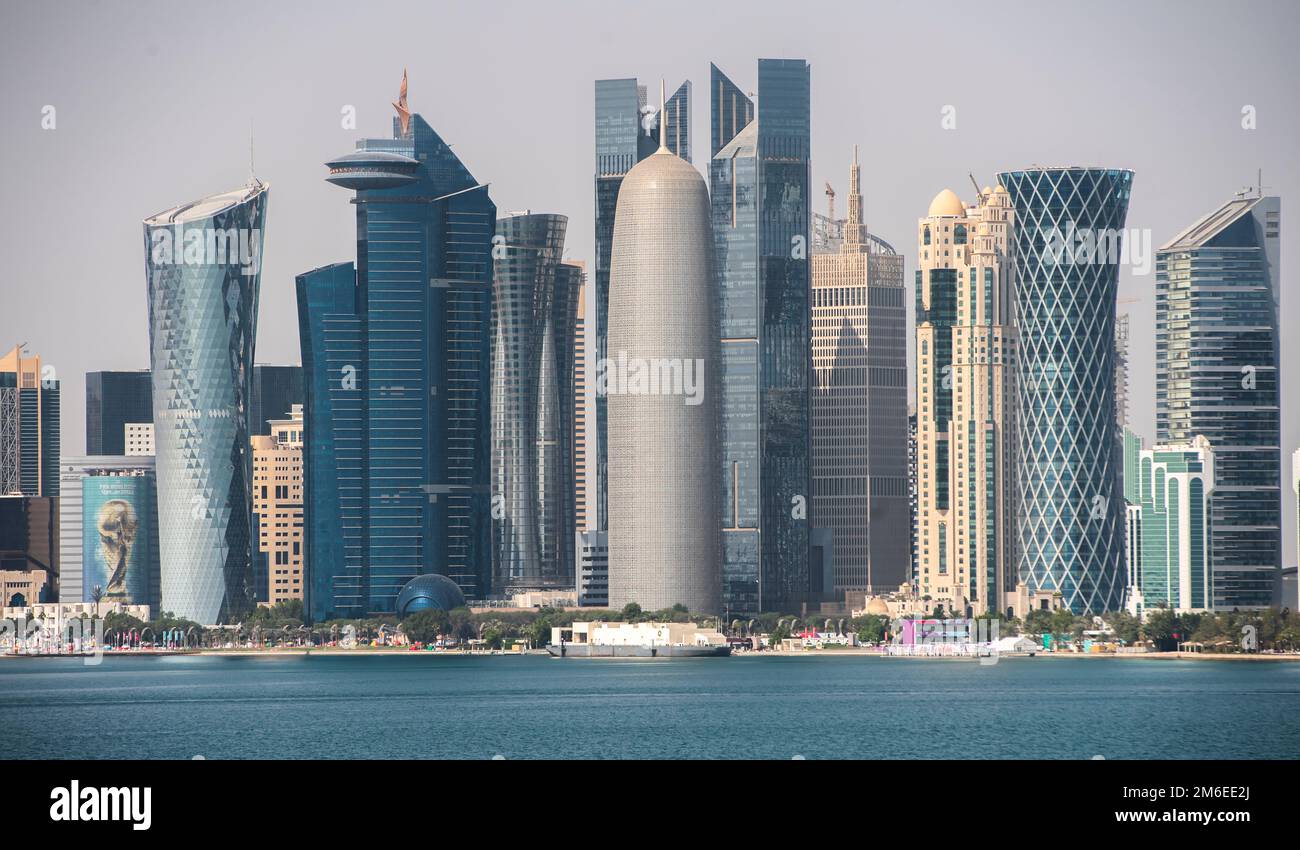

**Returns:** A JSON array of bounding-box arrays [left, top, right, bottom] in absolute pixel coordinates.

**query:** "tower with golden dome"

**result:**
[[914, 184, 1018, 616]]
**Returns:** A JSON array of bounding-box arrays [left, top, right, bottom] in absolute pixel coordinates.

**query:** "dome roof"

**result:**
[[395, 573, 467, 617], [866, 597, 890, 616], [928, 188, 965, 217]]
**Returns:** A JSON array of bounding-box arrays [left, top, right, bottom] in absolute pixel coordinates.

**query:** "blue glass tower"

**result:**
[[296, 262, 362, 621], [1157, 194, 1281, 608], [143, 182, 267, 624], [299, 76, 495, 622], [594, 77, 690, 534], [711, 59, 811, 615], [997, 167, 1133, 614]]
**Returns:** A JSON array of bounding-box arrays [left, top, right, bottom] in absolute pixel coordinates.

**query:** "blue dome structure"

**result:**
[[395, 573, 467, 617]]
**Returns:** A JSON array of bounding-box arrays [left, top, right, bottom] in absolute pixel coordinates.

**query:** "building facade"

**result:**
[[58, 454, 159, 606], [85, 370, 152, 456], [1156, 194, 1281, 609], [0, 346, 60, 497], [593, 76, 690, 535], [914, 185, 1017, 616], [491, 212, 580, 594], [143, 181, 267, 624], [1125, 434, 1215, 614], [251, 364, 304, 437], [710, 58, 812, 615], [810, 148, 908, 599], [298, 76, 494, 622], [252, 405, 304, 605], [606, 98, 721, 614], [577, 530, 608, 608], [997, 167, 1132, 615], [0, 495, 58, 595], [572, 263, 590, 534]]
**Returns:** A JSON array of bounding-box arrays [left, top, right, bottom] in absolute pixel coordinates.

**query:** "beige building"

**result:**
[[915, 185, 1018, 616], [811, 148, 908, 597], [252, 404, 304, 604], [124, 422, 154, 456]]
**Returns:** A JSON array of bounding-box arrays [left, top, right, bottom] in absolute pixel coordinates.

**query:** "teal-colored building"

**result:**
[[1123, 431, 1214, 614]]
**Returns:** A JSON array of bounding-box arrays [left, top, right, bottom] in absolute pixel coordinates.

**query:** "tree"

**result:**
[[621, 602, 643, 622], [401, 610, 446, 644]]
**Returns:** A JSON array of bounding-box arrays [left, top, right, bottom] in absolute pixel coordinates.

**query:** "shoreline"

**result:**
[[7, 648, 1299, 662]]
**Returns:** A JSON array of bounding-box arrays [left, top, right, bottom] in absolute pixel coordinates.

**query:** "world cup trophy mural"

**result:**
[[97, 499, 139, 598], [82, 477, 152, 605]]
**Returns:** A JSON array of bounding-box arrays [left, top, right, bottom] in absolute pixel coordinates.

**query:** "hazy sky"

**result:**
[[1, 0, 1297, 564]]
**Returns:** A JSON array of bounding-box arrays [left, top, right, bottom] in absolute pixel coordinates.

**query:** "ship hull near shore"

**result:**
[[546, 644, 731, 658]]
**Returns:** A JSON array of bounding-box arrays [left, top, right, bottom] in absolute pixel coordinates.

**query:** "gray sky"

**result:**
[[1, 0, 1297, 565]]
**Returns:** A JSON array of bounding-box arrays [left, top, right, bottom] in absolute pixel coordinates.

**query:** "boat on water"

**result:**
[[546, 621, 731, 659]]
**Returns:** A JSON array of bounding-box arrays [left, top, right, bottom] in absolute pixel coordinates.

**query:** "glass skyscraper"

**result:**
[[85, 370, 152, 455], [1156, 194, 1281, 608], [143, 181, 267, 624], [0, 347, 59, 498], [997, 167, 1133, 615], [593, 76, 690, 534], [491, 212, 580, 593], [711, 59, 811, 615], [298, 77, 495, 622]]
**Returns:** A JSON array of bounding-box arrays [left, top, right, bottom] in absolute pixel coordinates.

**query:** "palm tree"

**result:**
[[91, 584, 104, 619]]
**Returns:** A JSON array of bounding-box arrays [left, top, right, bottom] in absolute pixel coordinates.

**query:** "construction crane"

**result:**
[[824, 181, 836, 222]]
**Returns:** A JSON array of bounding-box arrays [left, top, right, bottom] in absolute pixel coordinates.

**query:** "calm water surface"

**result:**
[[2, 654, 1297, 759]]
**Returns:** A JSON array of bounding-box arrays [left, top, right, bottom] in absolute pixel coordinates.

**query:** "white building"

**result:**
[[551, 621, 726, 648]]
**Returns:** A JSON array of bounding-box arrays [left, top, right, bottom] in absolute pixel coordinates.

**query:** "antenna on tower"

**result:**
[[249, 120, 256, 184], [658, 79, 668, 152]]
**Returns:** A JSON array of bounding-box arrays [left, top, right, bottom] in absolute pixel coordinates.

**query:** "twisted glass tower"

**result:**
[[491, 212, 579, 593], [143, 182, 267, 624], [997, 167, 1132, 614]]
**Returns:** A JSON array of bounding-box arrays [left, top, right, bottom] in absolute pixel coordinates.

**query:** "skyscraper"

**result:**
[[143, 181, 267, 624], [0, 346, 60, 498], [1156, 193, 1281, 609], [491, 212, 579, 594], [710, 58, 811, 615], [1293, 447, 1299, 570], [914, 185, 1017, 616], [594, 77, 690, 535], [1124, 434, 1215, 615], [252, 405, 304, 604], [606, 87, 721, 614], [810, 148, 907, 600], [59, 454, 159, 607], [85, 370, 152, 456], [299, 74, 495, 622], [997, 167, 1133, 615], [250, 364, 303, 437], [571, 262, 590, 534]]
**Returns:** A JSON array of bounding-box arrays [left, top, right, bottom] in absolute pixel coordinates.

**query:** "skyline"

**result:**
[[1, 0, 1298, 566]]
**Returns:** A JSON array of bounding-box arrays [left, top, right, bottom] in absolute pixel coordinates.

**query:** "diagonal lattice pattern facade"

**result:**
[[997, 168, 1132, 614]]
